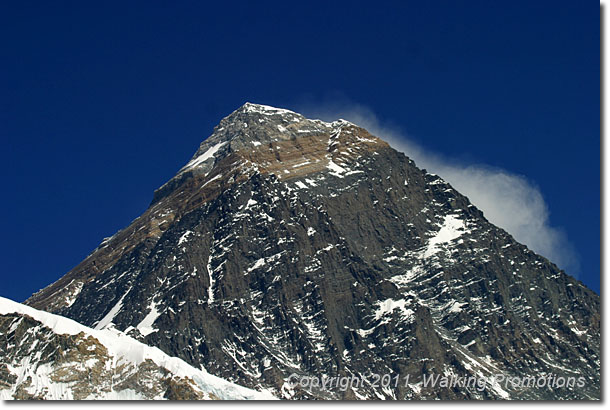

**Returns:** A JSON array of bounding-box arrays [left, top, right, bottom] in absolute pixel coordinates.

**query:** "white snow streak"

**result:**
[[179, 141, 227, 174], [94, 287, 132, 330], [424, 215, 466, 258], [136, 301, 160, 336], [327, 160, 346, 177], [207, 254, 215, 305]]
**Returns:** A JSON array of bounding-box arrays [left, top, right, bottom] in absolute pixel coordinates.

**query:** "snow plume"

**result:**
[[299, 102, 580, 277]]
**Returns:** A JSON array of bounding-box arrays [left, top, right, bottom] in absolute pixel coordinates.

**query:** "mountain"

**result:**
[[24, 103, 600, 400], [0, 297, 275, 400]]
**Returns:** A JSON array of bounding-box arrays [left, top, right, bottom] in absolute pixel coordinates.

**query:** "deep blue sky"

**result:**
[[0, 2, 599, 301]]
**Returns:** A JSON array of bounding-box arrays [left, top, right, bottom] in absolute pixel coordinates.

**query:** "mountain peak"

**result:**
[[221, 102, 305, 130], [151, 104, 382, 202], [239, 102, 300, 117], [228, 102, 355, 131], [22, 104, 600, 400]]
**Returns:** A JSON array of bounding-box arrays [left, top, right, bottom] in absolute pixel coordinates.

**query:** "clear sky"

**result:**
[[0, 1, 599, 301]]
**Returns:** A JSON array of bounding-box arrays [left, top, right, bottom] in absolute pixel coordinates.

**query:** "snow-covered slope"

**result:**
[[0, 296, 275, 400]]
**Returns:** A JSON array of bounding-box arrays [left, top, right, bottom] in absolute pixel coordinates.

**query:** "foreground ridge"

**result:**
[[0, 297, 275, 400]]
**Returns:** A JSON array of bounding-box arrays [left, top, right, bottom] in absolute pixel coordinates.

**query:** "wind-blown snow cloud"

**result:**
[[299, 102, 580, 276]]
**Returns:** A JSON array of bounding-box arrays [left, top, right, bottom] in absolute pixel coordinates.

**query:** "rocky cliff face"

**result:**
[[0, 297, 274, 400], [25, 103, 600, 399]]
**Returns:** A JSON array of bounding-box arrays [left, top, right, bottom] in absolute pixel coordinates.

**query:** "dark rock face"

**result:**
[[26, 103, 600, 399]]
